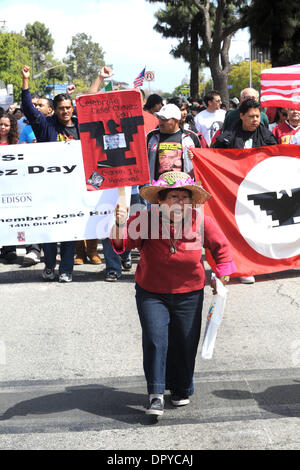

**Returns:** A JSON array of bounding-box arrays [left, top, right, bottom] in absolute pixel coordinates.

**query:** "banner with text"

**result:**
[[0, 141, 131, 246], [76, 89, 150, 190]]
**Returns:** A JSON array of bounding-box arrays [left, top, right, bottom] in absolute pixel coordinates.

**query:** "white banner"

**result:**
[[0, 141, 131, 246]]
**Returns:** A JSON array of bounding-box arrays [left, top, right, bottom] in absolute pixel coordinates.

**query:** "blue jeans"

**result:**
[[102, 238, 121, 275], [43, 241, 76, 274], [135, 284, 204, 396]]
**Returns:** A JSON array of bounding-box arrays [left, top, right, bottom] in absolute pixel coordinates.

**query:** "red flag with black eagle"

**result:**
[[192, 145, 300, 277]]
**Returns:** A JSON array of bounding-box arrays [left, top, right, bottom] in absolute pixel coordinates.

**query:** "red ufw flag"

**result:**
[[192, 145, 300, 277]]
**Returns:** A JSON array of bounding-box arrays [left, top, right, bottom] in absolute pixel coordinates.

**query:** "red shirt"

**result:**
[[112, 208, 235, 293], [272, 121, 300, 144], [143, 110, 158, 135]]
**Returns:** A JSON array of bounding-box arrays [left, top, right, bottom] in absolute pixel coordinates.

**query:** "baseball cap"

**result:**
[[155, 103, 181, 120], [230, 97, 239, 106]]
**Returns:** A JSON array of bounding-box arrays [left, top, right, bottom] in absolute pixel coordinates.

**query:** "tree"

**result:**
[[190, 0, 250, 105], [25, 21, 54, 55], [147, 0, 251, 105], [151, 1, 205, 99], [228, 59, 271, 98], [0, 31, 37, 101], [63, 33, 105, 84], [248, 0, 300, 66]]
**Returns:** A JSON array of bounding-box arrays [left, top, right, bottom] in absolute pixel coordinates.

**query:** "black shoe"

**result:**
[[171, 394, 190, 406], [121, 259, 132, 271], [145, 398, 164, 416], [104, 271, 121, 282], [4, 251, 17, 263]]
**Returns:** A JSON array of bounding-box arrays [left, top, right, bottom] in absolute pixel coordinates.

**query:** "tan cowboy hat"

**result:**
[[140, 171, 211, 205]]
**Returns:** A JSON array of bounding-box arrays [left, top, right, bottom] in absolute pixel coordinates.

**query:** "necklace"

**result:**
[[169, 237, 178, 254], [160, 214, 181, 254]]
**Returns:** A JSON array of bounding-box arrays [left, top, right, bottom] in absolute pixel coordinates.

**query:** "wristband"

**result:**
[[219, 275, 230, 282]]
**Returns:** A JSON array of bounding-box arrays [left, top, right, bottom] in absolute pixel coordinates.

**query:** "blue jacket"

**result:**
[[21, 88, 79, 143]]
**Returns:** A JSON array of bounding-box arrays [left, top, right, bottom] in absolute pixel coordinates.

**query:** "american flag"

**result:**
[[260, 64, 300, 110], [133, 67, 146, 88]]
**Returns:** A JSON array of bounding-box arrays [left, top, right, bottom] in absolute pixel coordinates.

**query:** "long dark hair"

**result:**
[[0, 113, 19, 144]]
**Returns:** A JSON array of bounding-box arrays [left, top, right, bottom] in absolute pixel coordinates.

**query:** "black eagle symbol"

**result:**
[[79, 116, 144, 168], [247, 188, 300, 227]]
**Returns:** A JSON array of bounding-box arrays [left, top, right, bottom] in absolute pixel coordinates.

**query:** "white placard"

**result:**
[[0, 141, 131, 245]]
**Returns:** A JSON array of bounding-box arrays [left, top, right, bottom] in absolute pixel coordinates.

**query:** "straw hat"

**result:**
[[140, 171, 211, 205]]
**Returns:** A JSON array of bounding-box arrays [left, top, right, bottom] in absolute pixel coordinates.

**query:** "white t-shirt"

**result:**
[[292, 130, 300, 144], [194, 109, 226, 146]]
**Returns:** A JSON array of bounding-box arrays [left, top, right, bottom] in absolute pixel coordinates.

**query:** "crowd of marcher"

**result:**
[[1, 74, 299, 282], [1, 66, 299, 418]]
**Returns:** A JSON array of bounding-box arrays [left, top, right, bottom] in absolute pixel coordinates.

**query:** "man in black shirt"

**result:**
[[213, 99, 277, 149], [213, 99, 277, 285]]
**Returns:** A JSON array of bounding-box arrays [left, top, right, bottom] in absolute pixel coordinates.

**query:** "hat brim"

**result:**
[[140, 184, 211, 205], [155, 112, 181, 121]]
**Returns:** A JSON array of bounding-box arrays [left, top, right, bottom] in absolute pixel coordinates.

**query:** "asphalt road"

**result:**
[[0, 247, 299, 451]]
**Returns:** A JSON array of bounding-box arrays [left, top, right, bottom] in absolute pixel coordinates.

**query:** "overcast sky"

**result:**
[[1, 0, 250, 92]]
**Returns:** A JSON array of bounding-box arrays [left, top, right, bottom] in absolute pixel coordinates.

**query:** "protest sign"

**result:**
[[0, 141, 131, 246], [76, 89, 150, 190], [192, 145, 300, 277]]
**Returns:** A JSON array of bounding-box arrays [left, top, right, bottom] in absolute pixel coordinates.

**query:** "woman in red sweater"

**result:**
[[111, 171, 236, 417]]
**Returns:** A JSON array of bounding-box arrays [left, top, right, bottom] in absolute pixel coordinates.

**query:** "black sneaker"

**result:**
[[4, 251, 17, 263], [145, 398, 164, 416], [171, 394, 190, 406], [104, 271, 121, 282], [42, 267, 55, 281], [121, 259, 132, 271]]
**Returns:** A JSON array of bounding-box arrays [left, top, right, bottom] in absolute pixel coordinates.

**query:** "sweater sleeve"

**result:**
[[203, 215, 236, 276], [21, 89, 50, 142], [110, 210, 149, 254]]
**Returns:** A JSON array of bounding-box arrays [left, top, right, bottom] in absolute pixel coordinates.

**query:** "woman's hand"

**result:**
[[115, 203, 129, 226], [210, 275, 230, 295]]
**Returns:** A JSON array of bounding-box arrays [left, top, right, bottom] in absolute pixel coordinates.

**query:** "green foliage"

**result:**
[[0, 22, 109, 101], [25, 21, 54, 54], [63, 33, 105, 83], [146, 0, 251, 100], [0, 32, 38, 102], [248, 0, 300, 66], [228, 59, 271, 97]]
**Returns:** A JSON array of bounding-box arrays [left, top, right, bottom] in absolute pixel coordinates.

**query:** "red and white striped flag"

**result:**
[[133, 67, 146, 88], [260, 64, 300, 110]]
